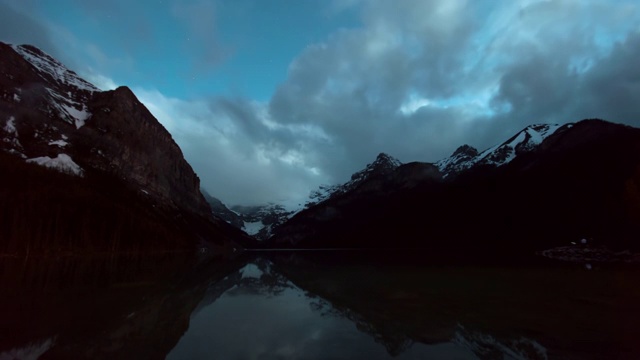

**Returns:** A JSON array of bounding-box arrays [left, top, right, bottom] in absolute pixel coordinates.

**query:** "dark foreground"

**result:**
[[1, 251, 639, 359]]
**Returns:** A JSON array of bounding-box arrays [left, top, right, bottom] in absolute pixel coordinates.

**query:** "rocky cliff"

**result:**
[[0, 42, 246, 253]]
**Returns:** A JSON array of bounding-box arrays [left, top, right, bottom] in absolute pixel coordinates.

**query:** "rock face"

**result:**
[[0, 42, 245, 253], [77, 86, 211, 215], [202, 190, 244, 229], [270, 119, 640, 254], [0, 42, 210, 215]]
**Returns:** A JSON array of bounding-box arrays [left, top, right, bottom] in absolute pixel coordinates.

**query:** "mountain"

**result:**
[[229, 203, 295, 241], [202, 192, 294, 242], [306, 152, 403, 207], [203, 153, 404, 242], [201, 190, 244, 229], [436, 123, 565, 178], [0, 42, 247, 254], [269, 119, 640, 256]]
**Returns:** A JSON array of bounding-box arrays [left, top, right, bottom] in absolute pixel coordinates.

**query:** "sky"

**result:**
[[1, 0, 640, 207]]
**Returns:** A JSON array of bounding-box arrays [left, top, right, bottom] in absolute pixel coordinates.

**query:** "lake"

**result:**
[[1, 251, 638, 359]]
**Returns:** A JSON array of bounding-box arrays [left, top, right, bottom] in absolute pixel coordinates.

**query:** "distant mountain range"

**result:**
[[0, 42, 250, 254], [263, 119, 640, 256], [205, 119, 640, 257], [204, 153, 405, 241], [202, 190, 295, 241]]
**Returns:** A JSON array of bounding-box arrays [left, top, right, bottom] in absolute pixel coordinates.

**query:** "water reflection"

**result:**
[[1, 252, 638, 359]]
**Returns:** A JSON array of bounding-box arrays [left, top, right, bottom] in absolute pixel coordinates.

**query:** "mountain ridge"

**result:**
[[268, 118, 640, 254], [0, 42, 247, 253]]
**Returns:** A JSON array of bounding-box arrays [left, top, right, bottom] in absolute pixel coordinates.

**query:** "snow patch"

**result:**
[[243, 220, 264, 236], [45, 89, 92, 128], [12, 45, 99, 92], [13, 93, 21, 102], [48, 139, 68, 148], [26, 153, 84, 176], [61, 104, 91, 129], [2, 116, 24, 155], [3, 116, 17, 134], [239, 264, 263, 279]]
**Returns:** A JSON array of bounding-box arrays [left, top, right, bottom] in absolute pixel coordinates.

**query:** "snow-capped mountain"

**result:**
[[306, 153, 403, 207], [203, 192, 296, 241], [269, 119, 640, 253], [436, 123, 567, 178], [231, 203, 296, 241], [1, 44, 97, 173], [1, 41, 210, 213], [204, 153, 403, 242], [1, 44, 96, 175], [0, 42, 247, 253], [12, 45, 98, 128]]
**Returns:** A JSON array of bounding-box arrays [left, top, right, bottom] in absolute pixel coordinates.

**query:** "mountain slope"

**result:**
[[436, 124, 566, 178], [269, 119, 640, 255], [306, 153, 403, 207], [204, 153, 406, 243], [0, 42, 246, 254]]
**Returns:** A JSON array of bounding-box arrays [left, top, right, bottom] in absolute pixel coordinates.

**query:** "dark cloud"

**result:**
[[0, 2, 58, 56], [265, 0, 640, 191], [579, 31, 640, 124]]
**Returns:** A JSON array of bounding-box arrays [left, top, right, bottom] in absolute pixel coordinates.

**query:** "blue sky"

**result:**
[[1, 0, 640, 206], [18, 0, 359, 101]]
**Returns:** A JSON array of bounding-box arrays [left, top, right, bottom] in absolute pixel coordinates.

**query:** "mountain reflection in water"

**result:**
[[0, 251, 638, 359]]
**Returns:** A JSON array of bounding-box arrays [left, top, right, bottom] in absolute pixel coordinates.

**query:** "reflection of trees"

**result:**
[[0, 254, 246, 360], [265, 253, 554, 359], [266, 253, 418, 357]]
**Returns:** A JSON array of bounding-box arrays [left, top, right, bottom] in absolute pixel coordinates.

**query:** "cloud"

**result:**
[[267, 0, 640, 184], [131, 87, 330, 206], [0, 2, 58, 56]]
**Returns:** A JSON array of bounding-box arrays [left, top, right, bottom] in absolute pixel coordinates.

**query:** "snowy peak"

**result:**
[[10, 44, 96, 129], [370, 152, 403, 171], [12, 45, 98, 93], [231, 203, 295, 240], [1, 42, 94, 174], [306, 153, 403, 208], [437, 123, 565, 177], [452, 145, 479, 158], [435, 145, 478, 176], [349, 152, 402, 184]]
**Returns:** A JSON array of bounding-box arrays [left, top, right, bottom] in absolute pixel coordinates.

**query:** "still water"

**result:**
[[0, 251, 638, 359]]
